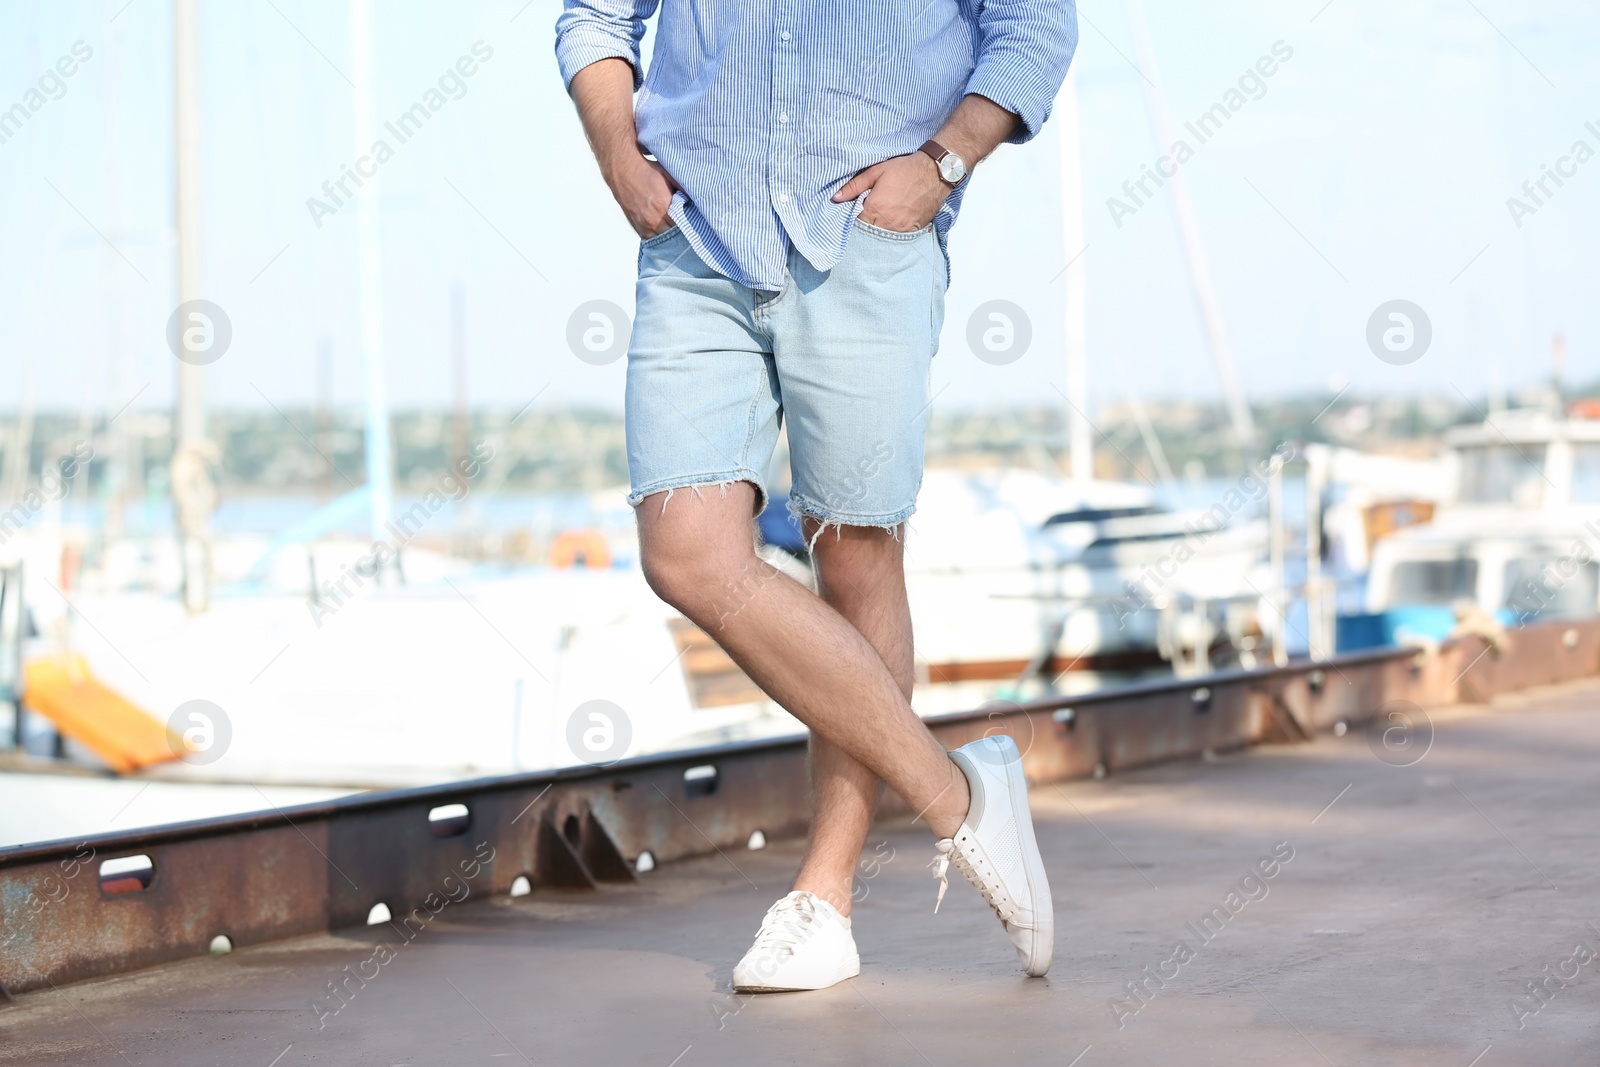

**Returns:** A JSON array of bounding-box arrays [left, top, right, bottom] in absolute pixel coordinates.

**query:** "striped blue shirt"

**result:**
[[556, 0, 1078, 291]]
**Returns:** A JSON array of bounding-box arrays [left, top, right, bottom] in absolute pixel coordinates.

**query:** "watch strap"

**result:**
[[918, 139, 949, 166]]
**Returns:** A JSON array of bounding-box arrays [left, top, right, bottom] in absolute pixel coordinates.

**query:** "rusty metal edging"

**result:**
[[3, 618, 1597, 997]]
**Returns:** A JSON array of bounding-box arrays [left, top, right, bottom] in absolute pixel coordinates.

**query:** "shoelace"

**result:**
[[929, 849, 953, 913], [929, 838, 1017, 922], [751, 893, 822, 955]]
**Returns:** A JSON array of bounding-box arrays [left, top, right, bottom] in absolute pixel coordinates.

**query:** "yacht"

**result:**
[[1354, 408, 1600, 647]]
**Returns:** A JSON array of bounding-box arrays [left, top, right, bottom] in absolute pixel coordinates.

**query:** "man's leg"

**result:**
[[790, 521, 913, 916], [637, 483, 968, 839]]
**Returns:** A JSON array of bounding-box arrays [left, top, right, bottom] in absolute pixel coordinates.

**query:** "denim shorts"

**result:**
[[625, 219, 947, 530]]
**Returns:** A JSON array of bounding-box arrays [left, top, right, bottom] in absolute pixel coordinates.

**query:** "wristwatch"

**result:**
[[919, 139, 968, 186]]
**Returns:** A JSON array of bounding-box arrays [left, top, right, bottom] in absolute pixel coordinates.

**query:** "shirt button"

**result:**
[[780, 31, 791, 41], [778, 113, 788, 124], [777, 193, 790, 204]]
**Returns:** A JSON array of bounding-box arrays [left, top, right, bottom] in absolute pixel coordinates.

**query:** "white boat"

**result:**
[[1353, 408, 1600, 648], [901, 467, 1275, 706]]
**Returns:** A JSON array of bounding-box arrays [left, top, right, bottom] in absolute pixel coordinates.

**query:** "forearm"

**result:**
[[932, 94, 1020, 173], [568, 56, 677, 237], [569, 57, 646, 186]]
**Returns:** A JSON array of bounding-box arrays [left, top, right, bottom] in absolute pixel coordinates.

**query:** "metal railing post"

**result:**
[[1268, 462, 1287, 666]]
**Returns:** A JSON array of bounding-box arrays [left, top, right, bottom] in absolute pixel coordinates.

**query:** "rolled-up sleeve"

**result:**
[[555, 0, 659, 92], [964, 0, 1078, 144]]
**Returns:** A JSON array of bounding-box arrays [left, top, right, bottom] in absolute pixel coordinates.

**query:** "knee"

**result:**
[[640, 541, 694, 611], [640, 538, 726, 616], [642, 536, 778, 625]]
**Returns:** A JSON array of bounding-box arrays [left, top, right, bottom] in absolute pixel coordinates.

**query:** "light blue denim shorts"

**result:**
[[626, 219, 947, 531]]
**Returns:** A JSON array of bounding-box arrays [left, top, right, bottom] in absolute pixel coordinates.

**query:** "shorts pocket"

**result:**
[[640, 223, 681, 248], [852, 217, 932, 242]]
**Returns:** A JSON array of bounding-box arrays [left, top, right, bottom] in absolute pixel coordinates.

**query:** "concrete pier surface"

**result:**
[[5, 678, 1598, 1065]]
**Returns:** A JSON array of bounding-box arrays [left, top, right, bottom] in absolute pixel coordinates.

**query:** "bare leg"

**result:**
[[790, 520, 914, 916], [637, 482, 968, 844]]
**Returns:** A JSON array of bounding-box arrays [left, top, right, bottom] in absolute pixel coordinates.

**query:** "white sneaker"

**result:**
[[732, 891, 861, 992], [931, 735, 1054, 977]]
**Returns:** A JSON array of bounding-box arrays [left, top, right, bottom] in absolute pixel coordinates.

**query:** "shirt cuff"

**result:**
[[555, 26, 643, 92], [965, 54, 1063, 145]]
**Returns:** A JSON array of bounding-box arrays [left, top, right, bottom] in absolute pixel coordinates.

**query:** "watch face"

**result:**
[[939, 154, 966, 184]]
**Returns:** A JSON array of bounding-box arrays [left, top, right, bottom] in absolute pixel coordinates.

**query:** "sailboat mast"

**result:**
[[173, 0, 212, 611], [1123, 0, 1255, 450], [174, 0, 203, 449], [351, 0, 395, 553], [1057, 67, 1094, 482], [451, 282, 469, 474]]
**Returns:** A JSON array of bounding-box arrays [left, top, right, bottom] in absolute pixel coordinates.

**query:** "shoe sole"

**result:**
[[995, 737, 1053, 976], [732, 953, 861, 993]]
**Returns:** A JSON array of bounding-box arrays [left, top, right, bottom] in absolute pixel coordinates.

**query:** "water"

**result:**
[[48, 490, 619, 539]]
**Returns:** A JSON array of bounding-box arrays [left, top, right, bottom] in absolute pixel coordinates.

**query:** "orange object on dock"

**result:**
[[21, 654, 178, 774], [548, 528, 611, 569]]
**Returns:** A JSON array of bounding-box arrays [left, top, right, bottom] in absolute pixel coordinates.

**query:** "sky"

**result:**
[[1, 0, 1598, 422]]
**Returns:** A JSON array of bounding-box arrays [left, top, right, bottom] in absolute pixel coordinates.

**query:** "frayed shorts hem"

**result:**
[[628, 471, 769, 514], [787, 494, 915, 533]]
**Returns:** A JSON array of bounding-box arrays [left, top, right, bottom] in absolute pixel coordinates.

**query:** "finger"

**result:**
[[832, 171, 870, 202], [832, 164, 881, 202]]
